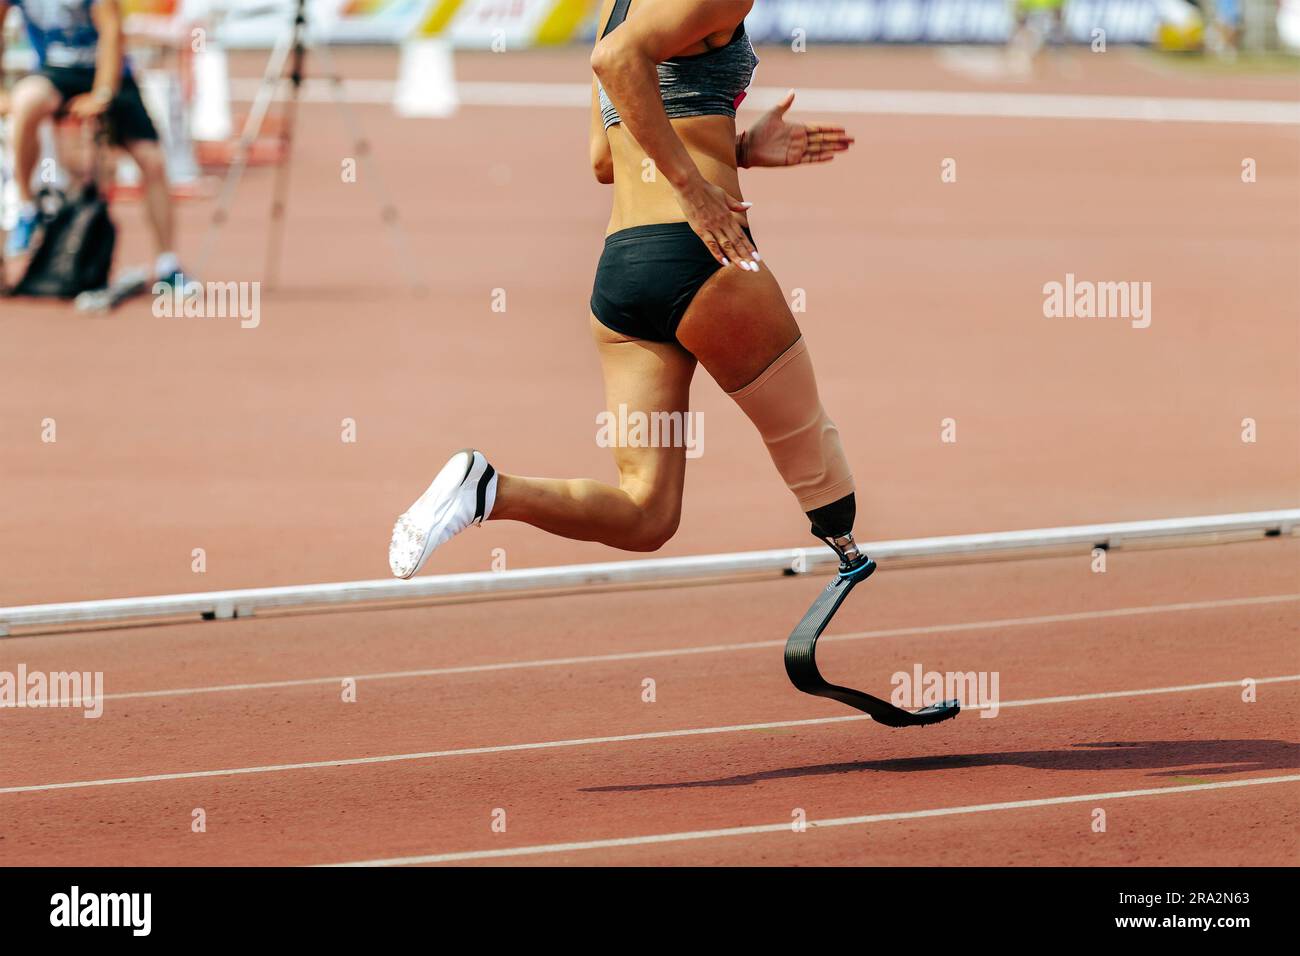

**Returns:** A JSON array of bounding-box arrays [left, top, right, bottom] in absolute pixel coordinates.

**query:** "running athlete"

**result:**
[[0, 0, 183, 282], [389, 0, 865, 584]]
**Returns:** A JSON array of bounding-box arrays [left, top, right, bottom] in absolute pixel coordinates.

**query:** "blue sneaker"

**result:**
[[5, 210, 38, 257]]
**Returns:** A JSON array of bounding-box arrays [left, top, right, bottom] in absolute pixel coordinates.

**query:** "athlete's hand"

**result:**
[[673, 174, 760, 271], [743, 90, 854, 168], [67, 92, 110, 120]]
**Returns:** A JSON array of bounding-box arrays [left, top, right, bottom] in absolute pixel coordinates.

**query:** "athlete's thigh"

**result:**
[[10, 74, 62, 118], [675, 263, 801, 393], [590, 315, 697, 508]]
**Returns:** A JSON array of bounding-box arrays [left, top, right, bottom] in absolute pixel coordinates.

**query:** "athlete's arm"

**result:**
[[588, 0, 617, 185], [69, 0, 123, 118], [590, 0, 758, 270], [739, 91, 855, 168], [590, 76, 613, 184]]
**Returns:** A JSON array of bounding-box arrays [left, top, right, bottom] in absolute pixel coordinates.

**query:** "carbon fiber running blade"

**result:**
[[783, 560, 960, 728]]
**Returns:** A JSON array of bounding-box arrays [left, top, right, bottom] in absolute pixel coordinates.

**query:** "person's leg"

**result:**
[[119, 138, 178, 274], [675, 266, 799, 394], [5, 75, 62, 255], [489, 316, 697, 552], [9, 75, 63, 204], [675, 260, 862, 562], [112, 71, 180, 279]]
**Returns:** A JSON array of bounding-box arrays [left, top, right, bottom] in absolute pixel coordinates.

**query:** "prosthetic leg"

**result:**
[[727, 339, 959, 727], [784, 522, 959, 727]]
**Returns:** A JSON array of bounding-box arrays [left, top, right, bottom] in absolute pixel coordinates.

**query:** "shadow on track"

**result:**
[[580, 739, 1300, 792]]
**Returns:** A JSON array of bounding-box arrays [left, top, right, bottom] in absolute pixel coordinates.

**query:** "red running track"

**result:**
[[1, 539, 1296, 865]]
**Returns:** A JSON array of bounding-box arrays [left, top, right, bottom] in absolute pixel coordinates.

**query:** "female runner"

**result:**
[[389, 0, 867, 581]]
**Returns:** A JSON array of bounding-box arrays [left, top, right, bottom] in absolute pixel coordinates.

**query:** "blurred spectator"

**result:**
[[1008, 0, 1068, 73], [1206, 0, 1243, 57], [0, 0, 182, 282]]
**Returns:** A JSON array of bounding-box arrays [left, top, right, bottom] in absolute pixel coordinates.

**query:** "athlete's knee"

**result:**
[[614, 490, 681, 551], [627, 521, 678, 552], [726, 336, 855, 514], [619, 505, 677, 552]]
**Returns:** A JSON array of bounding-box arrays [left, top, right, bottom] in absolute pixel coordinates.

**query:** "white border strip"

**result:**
[[229, 79, 1300, 125], [326, 774, 1300, 866], [2, 510, 1295, 634], [4, 675, 1297, 796]]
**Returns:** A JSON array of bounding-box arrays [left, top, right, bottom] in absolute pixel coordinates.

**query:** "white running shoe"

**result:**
[[389, 449, 497, 579]]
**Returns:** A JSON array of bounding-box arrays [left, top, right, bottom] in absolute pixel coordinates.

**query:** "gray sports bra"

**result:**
[[597, 0, 759, 130]]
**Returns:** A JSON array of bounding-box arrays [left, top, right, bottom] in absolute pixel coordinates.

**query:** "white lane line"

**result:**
[[964, 676, 1289, 712], [228, 79, 1300, 125], [3, 675, 1297, 797], [44, 592, 1300, 706], [325, 774, 1300, 866]]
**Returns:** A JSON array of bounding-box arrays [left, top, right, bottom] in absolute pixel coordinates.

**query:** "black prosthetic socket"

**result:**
[[807, 492, 856, 539], [806, 493, 864, 570]]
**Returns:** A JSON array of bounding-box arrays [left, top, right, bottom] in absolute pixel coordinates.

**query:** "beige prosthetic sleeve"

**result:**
[[726, 337, 855, 511]]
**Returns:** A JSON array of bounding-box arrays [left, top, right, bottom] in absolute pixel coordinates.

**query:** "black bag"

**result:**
[[12, 182, 117, 299]]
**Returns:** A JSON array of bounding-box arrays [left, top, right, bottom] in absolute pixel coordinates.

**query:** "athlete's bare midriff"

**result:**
[[605, 114, 747, 236]]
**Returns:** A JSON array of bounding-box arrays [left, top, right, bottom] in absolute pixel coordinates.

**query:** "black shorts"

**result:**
[[590, 221, 756, 343], [43, 67, 159, 145]]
